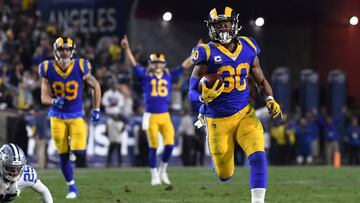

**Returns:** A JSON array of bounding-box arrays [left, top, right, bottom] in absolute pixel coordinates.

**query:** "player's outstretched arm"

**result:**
[[181, 39, 204, 69], [84, 73, 101, 110], [40, 78, 54, 106], [120, 35, 137, 67], [251, 56, 282, 118], [31, 179, 53, 203]]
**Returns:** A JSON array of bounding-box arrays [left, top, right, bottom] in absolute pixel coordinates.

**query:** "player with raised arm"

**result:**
[[39, 37, 101, 199], [121, 35, 194, 186], [188, 7, 282, 203], [0, 143, 53, 203]]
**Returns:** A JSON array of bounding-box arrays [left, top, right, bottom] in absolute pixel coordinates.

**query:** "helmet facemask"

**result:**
[[206, 7, 242, 44], [149, 62, 166, 73], [3, 163, 24, 182], [53, 37, 76, 68]]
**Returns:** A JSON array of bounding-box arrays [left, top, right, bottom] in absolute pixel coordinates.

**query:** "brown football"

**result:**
[[198, 73, 224, 93]]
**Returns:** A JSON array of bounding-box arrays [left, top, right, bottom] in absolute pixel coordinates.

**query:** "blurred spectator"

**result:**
[[106, 115, 127, 167], [306, 109, 320, 164], [270, 117, 296, 165], [118, 83, 134, 117], [101, 80, 124, 117], [13, 111, 28, 156], [324, 115, 340, 165], [295, 117, 313, 165], [29, 108, 49, 169], [5, 80, 33, 110], [178, 109, 195, 166], [345, 116, 360, 165], [132, 102, 149, 166], [0, 28, 7, 53], [170, 80, 182, 113]]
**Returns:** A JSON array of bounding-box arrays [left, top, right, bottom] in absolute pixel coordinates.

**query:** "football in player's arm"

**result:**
[[120, 35, 196, 186], [39, 37, 101, 199], [0, 143, 53, 203], [188, 7, 282, 203]]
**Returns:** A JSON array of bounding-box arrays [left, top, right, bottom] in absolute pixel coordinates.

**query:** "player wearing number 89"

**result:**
[[0, 143, 53, 202], [188, 7, 282, 203], [39, 37, 101, 199], [121, 35, 195, 186]]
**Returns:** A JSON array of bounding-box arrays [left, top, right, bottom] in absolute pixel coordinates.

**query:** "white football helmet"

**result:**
[[0, 143, 26, 182]]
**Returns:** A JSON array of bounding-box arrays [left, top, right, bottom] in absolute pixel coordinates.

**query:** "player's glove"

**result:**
[[91, 109, 100, 122], [266, 96, 282, 118], [52, 97, 64, 109], [200, 80, 224, 104]]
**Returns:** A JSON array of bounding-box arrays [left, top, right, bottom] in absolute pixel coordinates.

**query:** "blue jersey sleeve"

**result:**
[[38, 60, 49, 78], [191, 44, 211, 65], [239, 36, 261, 55], [170, 65, 184, 81], [134, 64, 146, 80], [79, 58, 91, 76]]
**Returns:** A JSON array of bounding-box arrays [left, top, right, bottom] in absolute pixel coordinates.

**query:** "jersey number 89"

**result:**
[[217, 63, 250, 93], [52, 80, 79, 100]]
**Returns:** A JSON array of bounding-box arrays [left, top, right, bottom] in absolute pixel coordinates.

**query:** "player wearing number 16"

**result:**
[[188, 7, 282, 203], [121, 35, 195, 186], [39, 37, 101, 199]]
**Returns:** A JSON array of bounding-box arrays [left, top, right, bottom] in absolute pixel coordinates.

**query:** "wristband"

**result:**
[[266, 96, 274, 101]]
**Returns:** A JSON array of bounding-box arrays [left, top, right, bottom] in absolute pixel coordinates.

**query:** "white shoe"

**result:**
[[150, 169, 161, 186], [66, 192, 77, 199], [159, 169, 171, 185]]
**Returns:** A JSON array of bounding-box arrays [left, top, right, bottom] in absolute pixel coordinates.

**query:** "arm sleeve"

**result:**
[[188, 77, 202, 109], [170, 66, 184, 81], [133, 64, 146, 81], [31, 180, 53, 203]]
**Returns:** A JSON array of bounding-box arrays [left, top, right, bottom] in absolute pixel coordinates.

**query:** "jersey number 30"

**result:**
[[52, 81, 79, 100], [217, 63, 250, 93], [151, 79, 168, 97]]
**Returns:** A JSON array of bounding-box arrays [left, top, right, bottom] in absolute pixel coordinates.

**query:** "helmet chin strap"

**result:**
[[58, 57, 71, 69]]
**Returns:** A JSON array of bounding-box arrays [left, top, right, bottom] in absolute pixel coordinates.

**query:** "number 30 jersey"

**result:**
[[39, 58, 91, 119], [0, 165, 38, 202], [191, 36, 261, 118]]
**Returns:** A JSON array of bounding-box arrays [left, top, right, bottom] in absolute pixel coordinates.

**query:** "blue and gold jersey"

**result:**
[[134, 64, 183, 113], [191, 36, 261, 118], [39, 58, 91, 118]]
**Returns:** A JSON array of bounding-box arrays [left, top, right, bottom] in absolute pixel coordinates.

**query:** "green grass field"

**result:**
[[18, 166, 360, 203]]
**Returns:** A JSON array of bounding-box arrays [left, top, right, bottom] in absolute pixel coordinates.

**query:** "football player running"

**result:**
[[39, 37, 101, 199], [121, 35, 195, 186], [0, 143, 53, 202], [188, 7, 282, 203]]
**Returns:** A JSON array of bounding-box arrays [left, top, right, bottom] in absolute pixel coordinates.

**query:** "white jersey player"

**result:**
[[0, 143, 53, 202]]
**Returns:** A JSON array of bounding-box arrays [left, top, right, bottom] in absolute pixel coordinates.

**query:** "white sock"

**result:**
[[150, 168, 158, 176], [66, 180, 75, 186], [159, 162, 168, 172], [251, 188, 266, 203]]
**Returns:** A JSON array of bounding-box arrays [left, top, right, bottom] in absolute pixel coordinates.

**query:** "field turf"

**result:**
[[19, 166, 360, 203]]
